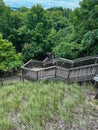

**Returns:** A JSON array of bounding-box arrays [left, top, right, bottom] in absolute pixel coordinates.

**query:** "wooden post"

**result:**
[[67, 70, 71, 83], [71, 62, 74, 68], [55, 67, 57, 78], [0, 78, 3, 86], [93, 76, 98, 99], [36, 71, 38, 80], [95, 58, 98, 64], [95, 89, 98, 99]]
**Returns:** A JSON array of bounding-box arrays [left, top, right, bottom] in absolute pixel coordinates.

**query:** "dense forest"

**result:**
[[0, 0, 98, 72]]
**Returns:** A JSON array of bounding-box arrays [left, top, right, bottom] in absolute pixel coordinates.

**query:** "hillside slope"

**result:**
[[0, 80, 98, 130]]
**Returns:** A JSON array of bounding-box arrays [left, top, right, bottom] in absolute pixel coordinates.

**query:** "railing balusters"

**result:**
[[21, 56, 98, 82]]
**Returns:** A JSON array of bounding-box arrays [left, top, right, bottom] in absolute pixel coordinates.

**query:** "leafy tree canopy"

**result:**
[[81, 29, 98, 55], [70, 0, 98, 43], [0, 34, 22, 71], [0, 0, 98, 62], [53, 42, 83, 59], [22, 42, 43, 62]]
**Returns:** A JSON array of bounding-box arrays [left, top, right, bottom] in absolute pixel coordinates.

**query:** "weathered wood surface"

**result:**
[[56, 66, 69, 80], [93, 75, 98, 99], [68, 64, 98, 82], [95, 90, 98, 99], [37, 66, 56, 79], [21, 55, 98, 82], [22, 67, 38, 80]]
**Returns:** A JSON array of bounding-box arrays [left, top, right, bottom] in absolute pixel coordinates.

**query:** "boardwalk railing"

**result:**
[[68, 64, 98, 82], [21, 55, 98, 82], [56, 66, 69, 80], [22, 67, 38, 80], [38, 66, 56, 79]]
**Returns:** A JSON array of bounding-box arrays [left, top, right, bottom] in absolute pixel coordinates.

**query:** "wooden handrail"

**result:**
[[56, 66, 69, 71], [21, 59, 32, 68], [21, 55, 98, 82], [73, 55, 97, 63], [69, 64, 98, 71], [37, 66, 56, 71]]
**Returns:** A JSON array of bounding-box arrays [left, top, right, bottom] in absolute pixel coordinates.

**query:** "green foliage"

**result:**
[[0, 34, 22, 71], [27, 5, 45, 29], [22, 43, 43, 62], [53, 42, 83, 59], [0, 4, 11, 37], [81, 29, 98, 55], [0, 0, 98, 61], [70, 0, 98, 43]]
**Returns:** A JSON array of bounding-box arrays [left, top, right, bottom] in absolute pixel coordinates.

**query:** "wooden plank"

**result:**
[[56, 67, 69, 79], [38, 67, 55, 79], [21, 59, 32, 68], [73, 55, 96, 63], [69, 64, 98, 70]]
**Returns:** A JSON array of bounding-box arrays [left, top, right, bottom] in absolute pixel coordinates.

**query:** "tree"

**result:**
[[22, 42, 43, 62], [0, 34, 22, 74], [53, 42, 83, 59], [81, 29, 98, 56], [27, 4, 46, 29], [70, 0, 98, 43], [0, 4, 11, 38], [24, 5, 52, 59]]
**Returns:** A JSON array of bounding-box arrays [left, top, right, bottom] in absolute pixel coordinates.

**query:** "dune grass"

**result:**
[[0, 80, 96, 130]]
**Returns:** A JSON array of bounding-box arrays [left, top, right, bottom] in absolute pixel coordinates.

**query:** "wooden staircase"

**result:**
[[21, 55, 98, 82]]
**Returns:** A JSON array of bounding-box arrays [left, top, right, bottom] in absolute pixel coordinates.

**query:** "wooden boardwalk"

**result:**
[[21, 55, 98, 82]]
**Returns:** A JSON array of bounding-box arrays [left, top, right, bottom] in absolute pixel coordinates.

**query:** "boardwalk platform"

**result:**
[[21, 55, 98, 82]]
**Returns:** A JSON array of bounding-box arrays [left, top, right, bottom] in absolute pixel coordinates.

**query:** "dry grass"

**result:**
[[0, 80, 98, 130]]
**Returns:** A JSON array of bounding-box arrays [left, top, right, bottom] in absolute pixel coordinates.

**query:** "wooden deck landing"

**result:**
[[21, 55, 98, 82]]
